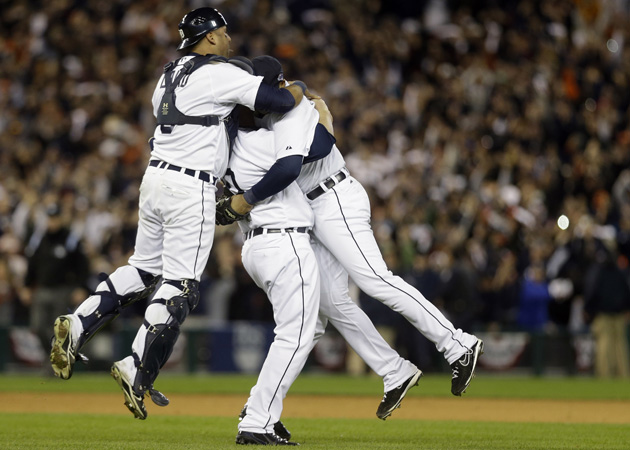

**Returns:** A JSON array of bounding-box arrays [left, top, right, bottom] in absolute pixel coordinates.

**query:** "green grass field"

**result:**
[[1, 373, 629, 450]]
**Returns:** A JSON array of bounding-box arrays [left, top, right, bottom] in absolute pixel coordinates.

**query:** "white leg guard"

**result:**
[[72, 265, 160, 350]]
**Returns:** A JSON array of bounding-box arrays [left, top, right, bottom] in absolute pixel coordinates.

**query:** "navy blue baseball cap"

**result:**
[[252, 55, 284, 87]]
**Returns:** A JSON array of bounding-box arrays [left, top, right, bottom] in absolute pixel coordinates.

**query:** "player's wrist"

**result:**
[[242, 190, 258, 206], [291, 80, 307, 94]]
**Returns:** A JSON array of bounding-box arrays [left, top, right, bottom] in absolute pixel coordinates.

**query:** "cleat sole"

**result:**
[[50, 317, 75, 380]]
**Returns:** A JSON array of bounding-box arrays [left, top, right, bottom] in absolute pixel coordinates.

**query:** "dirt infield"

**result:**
[[1, 392, 629, 424]]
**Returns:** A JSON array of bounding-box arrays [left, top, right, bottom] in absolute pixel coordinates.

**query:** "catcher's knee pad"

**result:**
[[132, 279, 200, 391], [151, 280, 199, 325], [159, 279, 200, 324], [76, 267, 160, 349]]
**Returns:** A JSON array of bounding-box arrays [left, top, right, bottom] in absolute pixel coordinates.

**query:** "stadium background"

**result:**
[[1, 1, 630, 448], [1, 0, 630, 380]]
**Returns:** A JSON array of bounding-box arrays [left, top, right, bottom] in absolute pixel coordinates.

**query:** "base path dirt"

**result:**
[[1, 392, 629, 424]]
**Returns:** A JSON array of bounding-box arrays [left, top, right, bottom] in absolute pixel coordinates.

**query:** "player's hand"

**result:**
[[230, 194, 254, 215], [215, 194, 251, 226], [304, 88, 321, 100], [286, 80, 321, 100]]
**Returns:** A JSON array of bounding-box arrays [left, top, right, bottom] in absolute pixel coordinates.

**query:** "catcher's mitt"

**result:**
[[216, 194, 249, 225]]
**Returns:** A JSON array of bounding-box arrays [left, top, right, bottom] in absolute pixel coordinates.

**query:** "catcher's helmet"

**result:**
[[177, 7, 227, 51]]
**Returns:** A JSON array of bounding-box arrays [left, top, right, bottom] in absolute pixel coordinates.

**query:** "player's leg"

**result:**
[[312, 239, 418, 389], [312, 239, 421, 419], [50, 172, 164, 379], [311, 178, 482, 394], [111, 279, 199, 419], [112, 173, 217, 419], [50, 265, 160, 380], [237, 233, 319, 445]]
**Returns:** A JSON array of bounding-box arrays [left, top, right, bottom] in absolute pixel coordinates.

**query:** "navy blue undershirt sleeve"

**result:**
[[254, 84, 296, 114], [243, 154, 303, 204], [303, 123, 336, 164]]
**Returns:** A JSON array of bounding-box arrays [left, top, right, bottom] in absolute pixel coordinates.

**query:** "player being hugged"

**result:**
[[217, 58, 331, 446]]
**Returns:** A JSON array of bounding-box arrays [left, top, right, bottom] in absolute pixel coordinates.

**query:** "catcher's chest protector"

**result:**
[[157, 54, 226, 134]]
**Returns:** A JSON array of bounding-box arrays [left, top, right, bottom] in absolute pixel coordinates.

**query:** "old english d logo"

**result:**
[[162, 102, 169, 116]]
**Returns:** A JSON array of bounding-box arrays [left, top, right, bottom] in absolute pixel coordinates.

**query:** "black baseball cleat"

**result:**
[[376, 369, 422, 420], [235, 431, 299, 446], [111, 361, 147, 420], [272, 421, 292, 442], [451, 338, 484, 396], [239, 406, 292, 441], [50, 315, 78, 380]]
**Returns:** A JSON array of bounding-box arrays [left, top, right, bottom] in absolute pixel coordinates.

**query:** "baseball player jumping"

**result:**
[[49, 7, 310, 420], [236, 58, 484, 405], [300, 99, 483, 399]]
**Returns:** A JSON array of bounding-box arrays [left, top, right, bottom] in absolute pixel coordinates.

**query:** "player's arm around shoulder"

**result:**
[[311, 97, 334, 136]]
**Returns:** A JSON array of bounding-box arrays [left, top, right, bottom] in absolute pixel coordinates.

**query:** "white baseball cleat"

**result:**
[[111, 359, 147, 420]]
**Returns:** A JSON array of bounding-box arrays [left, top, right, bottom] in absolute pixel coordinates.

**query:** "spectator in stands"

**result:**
[[22, 203, 90, 352], [583, 242, 630, 378], [2, 0, 630, 374]]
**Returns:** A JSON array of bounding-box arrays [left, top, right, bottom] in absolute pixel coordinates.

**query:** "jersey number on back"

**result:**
[[160, 70, 190, 88]]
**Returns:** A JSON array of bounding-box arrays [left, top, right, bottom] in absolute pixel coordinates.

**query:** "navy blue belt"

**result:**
[[245, 227, 310, 241], [149, 159, 217, 184], [306, 168, 349, 200]]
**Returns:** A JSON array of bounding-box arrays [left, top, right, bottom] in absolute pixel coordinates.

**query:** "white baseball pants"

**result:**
[[311, 239, 418, 391], [239, 231, 320, 434], [309, 176, 477, 364]]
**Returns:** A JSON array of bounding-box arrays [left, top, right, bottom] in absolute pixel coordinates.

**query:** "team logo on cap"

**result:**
[[179, 29, 185, 39]]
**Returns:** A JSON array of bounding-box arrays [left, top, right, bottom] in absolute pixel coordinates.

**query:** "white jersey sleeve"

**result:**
[[213, 63, 264, 111], [150, 57, 264, 176]]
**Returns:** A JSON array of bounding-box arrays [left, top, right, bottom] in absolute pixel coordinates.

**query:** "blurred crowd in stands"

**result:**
[[1, 0, 630, 376]]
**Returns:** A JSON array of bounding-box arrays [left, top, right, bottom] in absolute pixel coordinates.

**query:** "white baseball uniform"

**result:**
[[228, 100, 320, 435], [70, 57, 266, 388], [296, 138, 419, 390], [297, 142, 478, 366]]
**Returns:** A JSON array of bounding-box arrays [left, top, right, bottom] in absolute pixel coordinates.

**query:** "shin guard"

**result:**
[[132, 280, 199, 393], [77, 268, 160, 350]]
